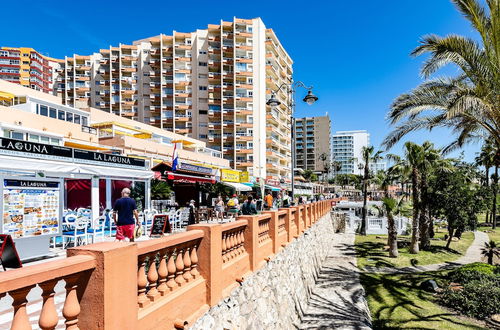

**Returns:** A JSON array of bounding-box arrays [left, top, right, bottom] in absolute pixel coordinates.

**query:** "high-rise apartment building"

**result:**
[[332, 130, 370, 175], [0, 47, 60, 94], [6, 17, 293, 182], [295, 114, 331, 172]]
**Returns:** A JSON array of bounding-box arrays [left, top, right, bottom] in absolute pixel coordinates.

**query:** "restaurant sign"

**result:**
[[240, 171, 249, 183], [0, 137, 145, 168], [73, 149, 145, 168], [176, 162, 213, 176], [221, 169, 240, 183]]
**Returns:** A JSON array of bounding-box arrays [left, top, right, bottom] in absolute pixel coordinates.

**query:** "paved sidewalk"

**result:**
[[297, 231, 372, 329], [363, 231, 490, 274]]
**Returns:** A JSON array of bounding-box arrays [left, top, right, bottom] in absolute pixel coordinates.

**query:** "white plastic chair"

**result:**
[[63, 216, 89, 248], [87, 216, 106, 243]]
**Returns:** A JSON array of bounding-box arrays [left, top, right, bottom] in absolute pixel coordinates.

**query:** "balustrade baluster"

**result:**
[[157, 249, 168, 296], [228, 232, 235, 259], [63, 275, 81, 330], [147, 253, 160, 301], [10, 286, 34, 330], [166, 250, 177, 291], [39, 280, 59, 330], [137, 255, 149, 308], [175, 248, 186, 286], [190, 244, 199, 278], [182, 246, 192, 282], [222, 233, 228, 262]]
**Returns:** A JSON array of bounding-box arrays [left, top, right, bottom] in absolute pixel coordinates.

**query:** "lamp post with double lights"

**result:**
[[266, 82, 318, 203]]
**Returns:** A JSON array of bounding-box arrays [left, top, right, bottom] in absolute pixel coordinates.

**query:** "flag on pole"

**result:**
[[172, 143, 179, 172]]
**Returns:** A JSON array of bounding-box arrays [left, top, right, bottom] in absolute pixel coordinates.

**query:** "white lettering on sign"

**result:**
[[0, 138, 49, 154]]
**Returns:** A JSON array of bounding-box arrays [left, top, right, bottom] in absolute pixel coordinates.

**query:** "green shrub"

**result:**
[[449, 262, 500, 284], [441, 279, 500, 319]]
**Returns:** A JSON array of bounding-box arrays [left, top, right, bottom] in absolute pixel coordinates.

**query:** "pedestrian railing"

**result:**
[[0, 200, 334, 329]]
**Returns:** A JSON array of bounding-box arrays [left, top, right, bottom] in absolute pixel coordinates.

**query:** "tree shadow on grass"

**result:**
[[354, 241, 396, 269], [361, 272, 484, 329]]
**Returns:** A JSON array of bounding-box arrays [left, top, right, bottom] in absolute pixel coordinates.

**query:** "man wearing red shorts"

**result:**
[[113, 188, 139, 241]]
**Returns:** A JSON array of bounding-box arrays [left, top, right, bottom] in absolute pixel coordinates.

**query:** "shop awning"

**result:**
[[166, 172, 215, 184], [265, 185, 281, 192], [0, 155, 153, 180], [222, 181, 252, 192]]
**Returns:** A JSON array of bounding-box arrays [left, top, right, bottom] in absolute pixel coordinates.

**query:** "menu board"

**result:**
[[2, 179, 60, 239], [150, 215, 171, 236]]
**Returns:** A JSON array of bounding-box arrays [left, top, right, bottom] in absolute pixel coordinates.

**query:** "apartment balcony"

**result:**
[[235, 148, 252, 154], [121, 111, 137, 117], [174, 92, 191, 98], [175, 104, 191, 110], [235, 134, 252, 142], [175, 128, 190, 134], [235, 108, 253, 115]]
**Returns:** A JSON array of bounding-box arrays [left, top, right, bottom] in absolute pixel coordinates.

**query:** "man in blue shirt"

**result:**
[[113, 188, 139, 241]]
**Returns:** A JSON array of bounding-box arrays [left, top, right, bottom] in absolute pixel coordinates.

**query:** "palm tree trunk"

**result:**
[[387, 211, 398, 257], [360, 163, 369, 236], [485, 166, 490, 223], [492, 165, 498, 229], [419, 175, 431, 250], [410, 168, 420, 254]]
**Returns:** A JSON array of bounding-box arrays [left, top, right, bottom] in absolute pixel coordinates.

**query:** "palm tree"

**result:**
[[481, 240, 499, 265], [359, 146, 383, 236], [375, 167, 404, 257], [383, 0, 500, 167], [476, 140, 495, 222]]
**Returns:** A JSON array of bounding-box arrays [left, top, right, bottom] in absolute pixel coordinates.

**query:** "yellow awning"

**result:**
[[171, 139, 196, 146], [91, 121, 152, 139], [0, 91, 15, 102], [64, 141, 111, 151]]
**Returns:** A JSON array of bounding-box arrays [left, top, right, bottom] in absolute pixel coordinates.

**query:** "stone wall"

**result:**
[[191, 212, 335, 329]]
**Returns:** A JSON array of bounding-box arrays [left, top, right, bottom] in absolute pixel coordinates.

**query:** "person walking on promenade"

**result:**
[[227, 194, 240, 219], [241, 195, 258, 215], [265, 192, 273, 210], [113, 187, 139, 242], [188, 200, 197, 225], [214, 195, 225, 223]]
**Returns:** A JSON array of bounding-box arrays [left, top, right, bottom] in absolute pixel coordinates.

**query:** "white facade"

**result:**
[[332, 130, 369, 175]]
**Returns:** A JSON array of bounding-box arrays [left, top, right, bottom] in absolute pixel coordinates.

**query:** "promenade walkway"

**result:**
[[297, 230, 372, 329], [362, 231, 490, 274]]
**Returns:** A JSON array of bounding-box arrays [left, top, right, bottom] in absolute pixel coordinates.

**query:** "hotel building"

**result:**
[[0, 47, 61, 94], [294, 114, 332, 172], [2, 18, 293, 184], [331, 130, 369, 175]]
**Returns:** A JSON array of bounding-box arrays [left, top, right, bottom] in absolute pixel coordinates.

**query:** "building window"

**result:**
[[28, 134, 39, 142], [11, 132, 24, 140], [58, 110, 65, 120], [199, 86, 207, 91], [199, 134, 207, 139], [82, 117, 88, 126], [49, 108, 57, 118], [74, 114, 81, 124], [198, 62, 207, 67], [40, 136, 50, 144], [199, 110, 208, 115], [39, 105, 48, 116], [199, 50, 207, 55], [66, 112, 73, 123]]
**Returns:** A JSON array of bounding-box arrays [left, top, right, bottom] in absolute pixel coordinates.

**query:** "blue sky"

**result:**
[[1, 0, 481, 161]]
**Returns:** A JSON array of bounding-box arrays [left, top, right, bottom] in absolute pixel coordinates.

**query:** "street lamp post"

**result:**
[[266, 82, 318, 204]]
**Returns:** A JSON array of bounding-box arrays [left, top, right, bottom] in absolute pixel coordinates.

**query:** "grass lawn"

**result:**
[[356, 230, 475, 269], [361, 271, 486, 329], [482, 227, 500, 243]]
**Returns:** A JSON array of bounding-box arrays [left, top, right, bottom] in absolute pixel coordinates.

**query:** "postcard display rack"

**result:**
[[0, 176, 63, 260]]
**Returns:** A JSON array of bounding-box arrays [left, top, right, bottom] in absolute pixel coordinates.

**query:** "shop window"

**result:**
[[40, 136, 49, 144], [50, 138, 60, 145]]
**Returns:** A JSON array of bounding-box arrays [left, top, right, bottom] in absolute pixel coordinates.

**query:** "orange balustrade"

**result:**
[[0, 200, 334, 330]]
